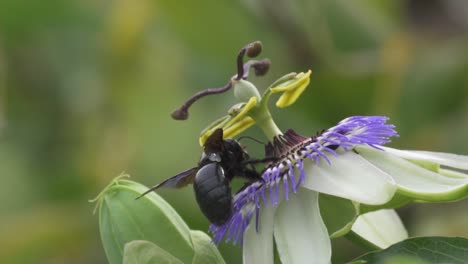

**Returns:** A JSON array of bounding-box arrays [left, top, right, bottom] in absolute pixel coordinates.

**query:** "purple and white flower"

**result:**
[[170, 42, 468, 264], [208, 116, 468, 264]]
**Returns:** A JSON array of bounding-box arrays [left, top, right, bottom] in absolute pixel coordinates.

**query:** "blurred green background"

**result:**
[[1, 0, 467, 263]]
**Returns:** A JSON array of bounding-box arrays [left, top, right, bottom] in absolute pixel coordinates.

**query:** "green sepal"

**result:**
[[93, 176, 194, 264], [123, 240, 184, 264], [360, 192, 412, 214], [190, 230, 226, 264]]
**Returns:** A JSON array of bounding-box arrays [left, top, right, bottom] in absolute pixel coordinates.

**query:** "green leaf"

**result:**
[[123, 240, 184, 264], [351, 237, 468, 264], [93, 176, 194, 264], [351, 255, 430, 264], [190, 231, 226, 264]]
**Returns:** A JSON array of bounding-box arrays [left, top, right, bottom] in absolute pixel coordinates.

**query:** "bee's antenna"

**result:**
[[237, 135, 265, 145], [243, 156, 277, 165], [135, 184, 161, 200]]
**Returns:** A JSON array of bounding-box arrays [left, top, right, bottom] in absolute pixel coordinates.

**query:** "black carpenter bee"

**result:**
[[138, 128, 263, 225]]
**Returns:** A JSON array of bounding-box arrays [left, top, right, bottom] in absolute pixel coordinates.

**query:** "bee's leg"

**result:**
[[236, 181, 257, 194], [242, 167, 263, 182], [244, 157, 276, 164]]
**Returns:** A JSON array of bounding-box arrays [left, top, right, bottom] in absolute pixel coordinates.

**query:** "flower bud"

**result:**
[[190, 230, 225, 264], [92, 176, 225, 264], [123, 240, 184, 264]]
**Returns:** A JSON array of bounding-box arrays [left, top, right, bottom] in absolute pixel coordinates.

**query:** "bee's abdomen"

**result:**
[[194, 163, 232, 225]]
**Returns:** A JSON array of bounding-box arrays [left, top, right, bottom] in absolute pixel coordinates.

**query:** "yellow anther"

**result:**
[[270, 70, 312, 108], [199, 96, 258, 146], [224, 96, 257, 129], [223, 117, 255, 139]]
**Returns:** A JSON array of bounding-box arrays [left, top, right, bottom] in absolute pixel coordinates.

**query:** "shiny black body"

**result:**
[[193, 163, 231, 224], [138, 129, 261, 225]]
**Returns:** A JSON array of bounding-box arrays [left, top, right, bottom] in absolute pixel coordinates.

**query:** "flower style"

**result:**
[[169, 41, 468, 264]]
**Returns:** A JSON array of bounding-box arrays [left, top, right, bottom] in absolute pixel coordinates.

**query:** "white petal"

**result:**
[[381, 146, 468, 170], [243, 205, 275, 264], [352, 209, 408, 249], [358, 146, 468, 201], [274, 189, 331, 264], [301, 151, 397, 205]]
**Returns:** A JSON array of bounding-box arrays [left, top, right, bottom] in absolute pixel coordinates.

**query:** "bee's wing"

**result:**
[[136, 167, 197, 199]]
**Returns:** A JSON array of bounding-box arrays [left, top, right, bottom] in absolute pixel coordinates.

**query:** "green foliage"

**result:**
[[93, 176, 224, 264], [123, 240, 184, 264], [351, 237, 468, 264], [190, 231, 226, 264]]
